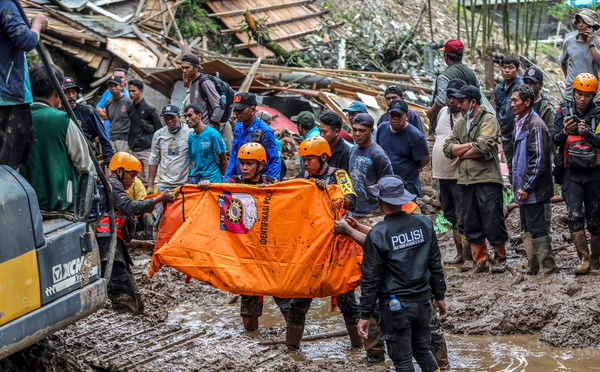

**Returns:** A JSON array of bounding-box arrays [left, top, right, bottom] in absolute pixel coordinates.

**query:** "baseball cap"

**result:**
[[343, 101, 368, 113], [233, 92, 257, 110], [161, 104, 180, 116], [523, 67, 543, 83], [450, 85, 482, 101], [368, 175, 416, 206], [446, 78, 466, 93], [62, 77, 81, 92], [181, 53, 202, 68], [387, 99, 409, 115], [384, 85, 404, 97], [107, 75, 122, 85], [352, 113, 374, 128], [291, 111, 316, 128], [442, 39, 464, 54]]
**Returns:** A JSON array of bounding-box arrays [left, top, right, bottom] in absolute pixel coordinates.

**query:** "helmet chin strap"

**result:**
[[249, 162, 264, 182]]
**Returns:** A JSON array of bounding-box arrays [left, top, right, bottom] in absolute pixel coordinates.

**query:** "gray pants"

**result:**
[[111, 139, 131, 154], [132, 150, 151, 185]]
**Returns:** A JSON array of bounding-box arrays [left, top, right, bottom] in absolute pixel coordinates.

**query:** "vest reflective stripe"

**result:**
[[96, 213, 126, 240], [563, 134, 600, 167]]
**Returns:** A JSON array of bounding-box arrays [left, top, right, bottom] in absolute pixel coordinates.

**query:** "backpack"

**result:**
[[198, 74, 236, 123]]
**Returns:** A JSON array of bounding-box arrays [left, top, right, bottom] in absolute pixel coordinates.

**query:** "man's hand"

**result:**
[[315, 179, 328, 190], [257, 183, 266, 188], [517, 188, 528, 202], [357, 318, 370, 340], [563, 117, 578, 135], [147, 185, 154, 195], [197, 180, 211, 190], [334, 219, 351, 234], [578, 121, 589, 135], [346, 216, 359, 230], [31, 13, 48, 33], [159, 189, 178, 202], [434, 300, 448, 321], [586, 27, 596, 45]]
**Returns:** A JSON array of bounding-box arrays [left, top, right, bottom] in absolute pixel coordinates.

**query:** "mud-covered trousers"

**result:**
[[379, 299, 439, 372], [98, 237, 137, 301], [242, 290, 360, 327], [439, 179, 464, 232], [462, 182, 508, 245], [562, 167, 600, 235]]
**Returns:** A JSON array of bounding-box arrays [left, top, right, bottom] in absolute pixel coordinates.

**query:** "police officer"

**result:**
[[199, 143, 277, 331], [357, 175, 447, 372], [96, 152, 177, 314]]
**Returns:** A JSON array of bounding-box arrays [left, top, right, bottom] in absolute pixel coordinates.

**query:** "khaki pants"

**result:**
[[111, 139, 131, 154], [132, 149, 151, 186]]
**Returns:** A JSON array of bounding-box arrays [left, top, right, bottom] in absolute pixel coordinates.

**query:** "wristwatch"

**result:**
[[590, 43, 597, 48]]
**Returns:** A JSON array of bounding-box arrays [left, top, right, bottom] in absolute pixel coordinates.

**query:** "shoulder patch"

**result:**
[[335, 169, 356, 196]]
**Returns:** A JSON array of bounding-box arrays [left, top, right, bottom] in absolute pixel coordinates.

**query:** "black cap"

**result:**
[[181, 53, 202, 68], [107, 75, 122, 85], [446, 78, 466, 94], [450, 85, 481, 101], [233, 92, 257, 110], [161, 104, 180, 116], [523, 67, 543, 83], [62, 77, 81, 92], [387, 99, 409, 115], [384, 85, 404, 97], [352, 113, 374, 128]]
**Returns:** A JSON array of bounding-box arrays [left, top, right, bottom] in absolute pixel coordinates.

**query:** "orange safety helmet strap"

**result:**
[[109, 152, 142, 172]]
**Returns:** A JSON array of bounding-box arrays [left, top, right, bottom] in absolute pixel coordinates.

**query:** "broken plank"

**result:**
[[131, 24, 163, 58], [209, 0, 314, 18], [238, 58, 262, 93], [330, 81, 382, 96], [318, 90, 350, 127], [234, 22, 343, 50], [89, 55, 103, 69], [221, 10, 329, 35]]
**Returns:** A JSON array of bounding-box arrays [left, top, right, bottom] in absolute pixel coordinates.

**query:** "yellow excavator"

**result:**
[[0, 0, 117, 360]]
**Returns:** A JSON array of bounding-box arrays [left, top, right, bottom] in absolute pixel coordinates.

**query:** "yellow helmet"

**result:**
[[299, 136, 331, 157], [238, 142, 267, 163], [109, 152, 142, 172]]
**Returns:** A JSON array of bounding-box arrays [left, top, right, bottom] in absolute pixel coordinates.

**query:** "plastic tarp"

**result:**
[[148, 180, 363, 298]]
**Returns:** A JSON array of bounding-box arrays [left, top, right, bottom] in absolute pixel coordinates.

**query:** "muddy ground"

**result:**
[[3, 148, 600, 371]]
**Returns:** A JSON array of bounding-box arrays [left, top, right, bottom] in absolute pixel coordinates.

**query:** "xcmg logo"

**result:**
[[52, 257, 85, 283]]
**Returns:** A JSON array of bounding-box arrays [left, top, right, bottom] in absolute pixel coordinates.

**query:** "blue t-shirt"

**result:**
[[97, 88, 129, 134], [349, 142, 394, 216], [376, 122, 429, 197], [188, 125, 226, 183]]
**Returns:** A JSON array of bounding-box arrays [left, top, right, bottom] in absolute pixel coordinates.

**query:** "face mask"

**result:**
[[466, 101, 475, 137], [168, 123, 182, 134]]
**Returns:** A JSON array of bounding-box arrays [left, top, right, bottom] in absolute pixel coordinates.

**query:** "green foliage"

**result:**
[[434, 211, 452, 234], [174, 1, 222, 44], [548, 0, 599, 22]]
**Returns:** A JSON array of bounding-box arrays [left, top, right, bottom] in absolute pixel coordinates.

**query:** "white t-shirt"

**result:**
[[149, 124, 193, 188], [432, 107, 462, 179]]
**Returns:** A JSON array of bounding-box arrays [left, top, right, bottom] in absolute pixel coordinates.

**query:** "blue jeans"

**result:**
[[379, 300, 438, 372], [153, 186, 173, 228]]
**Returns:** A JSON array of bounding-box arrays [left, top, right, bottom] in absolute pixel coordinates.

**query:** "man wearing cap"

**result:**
[[63, 76, 114, 165], [225, 92, 280, 180], [349, 113, 394, 218], [185, 103, 227, 184], [356, 175, 447, 372], [443, 85, 508, 274], [377, 85, 424, 133], [0, 3, 47, 169], [427, 39, 480, 134], [147, 104, 193, 197], [376, 99, 430, 197], [523, 67, 555, 136], [104, 74, 132, 153], [181, 53, 233, 154], [560, 8, 600, 102], [126, 79, 163, 185], [292, 111, 320, 171], [319, 111, 351, 171], [432, 78, 472, 270], [343, 101, 368, 123], [96, 67, 128, 134], [494, 55, 523, 183]]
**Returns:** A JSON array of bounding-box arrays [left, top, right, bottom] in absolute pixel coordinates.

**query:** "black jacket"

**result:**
[[358, 211, 446, 319], [127, 98, 162, 151], [328, 136, 350, 172]]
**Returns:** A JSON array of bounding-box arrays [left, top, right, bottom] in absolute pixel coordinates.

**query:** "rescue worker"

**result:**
[[96, 152, 177, 314], [356, 175, 447, 372], [288, 136, 362, 350], [553, 73, 600, 274], [198, 143, 281, 333]]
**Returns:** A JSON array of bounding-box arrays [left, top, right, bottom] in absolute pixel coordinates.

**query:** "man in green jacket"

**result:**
[[443, 85, 508, 273], [19, 63, 96, 212]]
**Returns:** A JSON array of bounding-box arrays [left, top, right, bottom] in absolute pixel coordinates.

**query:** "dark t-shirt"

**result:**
[[105, 94, 132, 140], [328, 136, 351, 172], [349, 142, 394, 216], [376, 121, 429, 197]]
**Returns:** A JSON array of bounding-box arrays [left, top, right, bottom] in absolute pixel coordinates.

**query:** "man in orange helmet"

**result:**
[[198, 143, 276, 331], [554, 73, 600, 275], [96, 152, 178, 314]]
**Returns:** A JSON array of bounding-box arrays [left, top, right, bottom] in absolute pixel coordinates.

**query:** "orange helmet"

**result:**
[[238, 142, 267, 163], [573, 73, 598, 93], [299, 136, 331, 157], [109, 152, 142, 172]]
